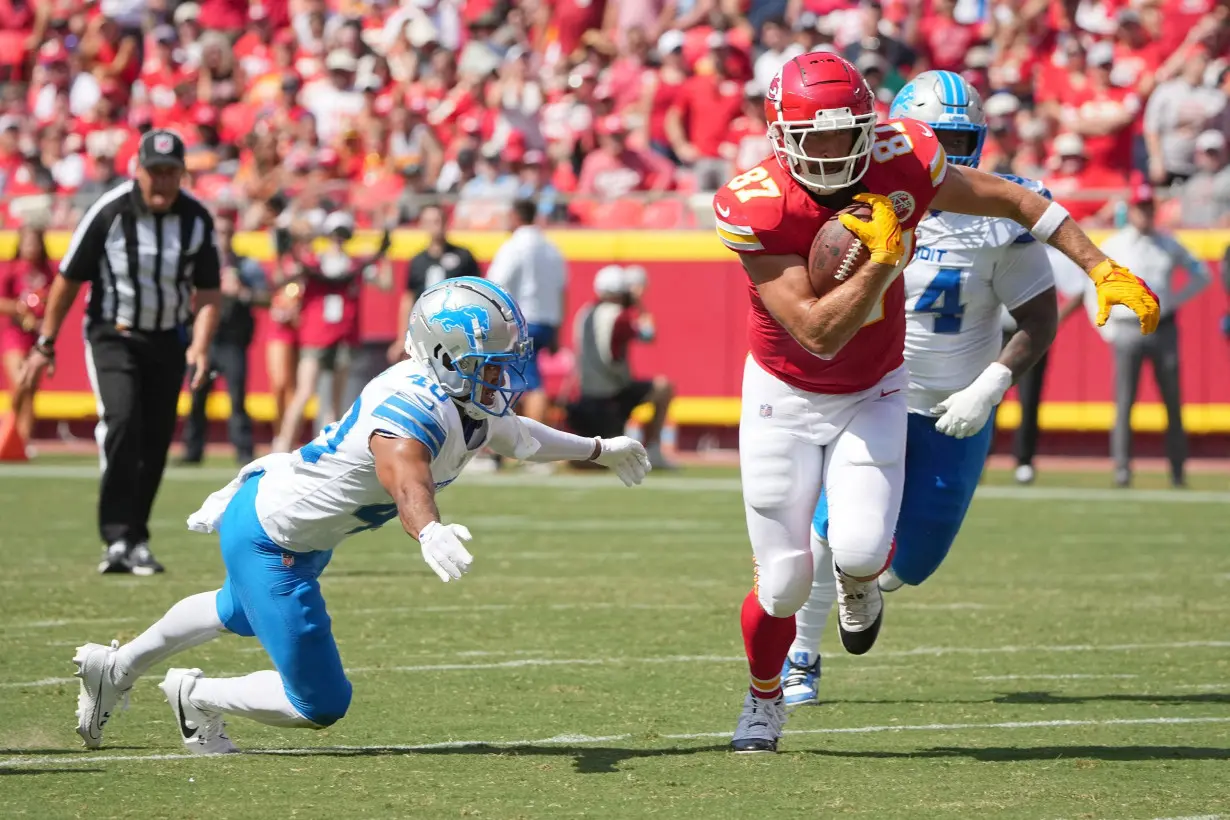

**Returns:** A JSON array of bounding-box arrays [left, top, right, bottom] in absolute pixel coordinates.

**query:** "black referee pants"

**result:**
[[86, 323, 186, 547]]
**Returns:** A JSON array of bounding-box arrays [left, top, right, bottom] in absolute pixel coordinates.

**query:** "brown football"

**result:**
[[807, 201, 873, 297]]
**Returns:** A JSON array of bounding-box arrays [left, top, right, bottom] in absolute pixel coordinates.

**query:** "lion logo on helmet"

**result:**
[[427, 295, 490, 349]]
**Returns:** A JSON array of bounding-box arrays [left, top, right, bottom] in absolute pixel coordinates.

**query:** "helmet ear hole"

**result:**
[[436, 346, 455, 371]]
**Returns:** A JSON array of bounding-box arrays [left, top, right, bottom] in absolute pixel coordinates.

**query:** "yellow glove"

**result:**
[[1091, 259, 1160, 335], [838, 193, 904, 267]]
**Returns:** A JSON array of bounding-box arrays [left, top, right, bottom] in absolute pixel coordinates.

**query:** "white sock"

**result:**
[[789, 533, 838, 663], [190, 670, 316, 728], [112, 591, 226, 689]]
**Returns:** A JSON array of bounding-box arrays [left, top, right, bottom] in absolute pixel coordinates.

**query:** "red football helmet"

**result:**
[[764, 54, 877, 191]]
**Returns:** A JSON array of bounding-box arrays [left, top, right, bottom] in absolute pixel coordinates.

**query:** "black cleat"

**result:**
[[128, 543, 165, 576], [835, 572, 884, 655], [97, 543, 129, 574]]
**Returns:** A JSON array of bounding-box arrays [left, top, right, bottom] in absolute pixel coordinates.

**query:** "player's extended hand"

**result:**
[[593, 436, 653, 487], [1091, 259, 1159, 334], [838, 193, 904, 267], [932, 362, 1013, 439], [418, 521, 474, 583]]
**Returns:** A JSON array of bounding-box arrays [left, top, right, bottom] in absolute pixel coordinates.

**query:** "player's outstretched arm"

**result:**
[[741, 193, 905, 360], [930, 165, 1159, 334], [371, 433, 473, 582], [488, 417, 652, 487]]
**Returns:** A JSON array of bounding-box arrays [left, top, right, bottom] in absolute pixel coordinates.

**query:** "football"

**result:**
[[807, 200, 873, 296]]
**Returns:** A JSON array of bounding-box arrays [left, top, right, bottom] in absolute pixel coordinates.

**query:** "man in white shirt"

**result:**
[[484, 199, 568, 426], [1093, 183, 1210, 487]]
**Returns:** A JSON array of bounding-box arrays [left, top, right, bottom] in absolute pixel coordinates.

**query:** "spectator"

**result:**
[[1092, 182, 1211, 488], [843, 0, 916, 76], [485, 199, 567, 427], [666, 31, 746, 190], [753, 18, 802, 93], [722, 86, 773, 174], [916, 0, 981, 75], [389, 202, 481, 364], [1143, 48, 1227, 186], [0, 222, 52, 452], [1177, 130, 1230, 227], [1044, 133, 1124, 226], [577, 114, 674, 200], [1054, 41, 1141, 175], [568, 265, 676, 470], [515, 150, 561, 221], [181, 212, 268, 466], [272, 213, 392, 452]]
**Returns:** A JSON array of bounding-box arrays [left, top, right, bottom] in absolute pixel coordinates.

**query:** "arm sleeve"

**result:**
[[59, 208, 110, 283], [991, 240, 1057, 310], [489, 415, 596, 463], [192, 210, 222, 290]]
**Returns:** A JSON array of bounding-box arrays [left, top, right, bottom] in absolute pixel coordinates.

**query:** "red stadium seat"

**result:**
[[641, 198, 693, 229], [587, 199, 645, 229]]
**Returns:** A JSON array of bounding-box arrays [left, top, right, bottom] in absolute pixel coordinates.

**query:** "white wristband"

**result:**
[[1029, 201, 1070, 243]]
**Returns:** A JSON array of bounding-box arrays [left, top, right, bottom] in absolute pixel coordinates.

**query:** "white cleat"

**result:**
[[159, 668, 239, 755], [73, 640, 129, 749], [878, 567, 905, 593], [835, 570, 884, 655], [1015, 464, 1035, 484], [730, 691, 787, 753]]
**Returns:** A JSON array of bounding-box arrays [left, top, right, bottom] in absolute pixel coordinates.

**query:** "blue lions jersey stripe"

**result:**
[[372, 395, 446, 458]]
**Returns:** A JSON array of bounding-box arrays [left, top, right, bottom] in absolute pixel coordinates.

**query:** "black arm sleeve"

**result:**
[[192, 208, 222, 290], [59, 209, 110, 283]]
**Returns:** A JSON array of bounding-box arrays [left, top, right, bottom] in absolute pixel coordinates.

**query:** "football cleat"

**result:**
[[1014, 464, 1035, 485], [835, 569, 884, 655], [731, 691, 788, 753], [128, 542, 165, 576], [73, 640, 130, 748], [878, 567, 905, 593], [159, 668, 239, 755], [780, 652, 822, 708], [97, 542, 129, 574]]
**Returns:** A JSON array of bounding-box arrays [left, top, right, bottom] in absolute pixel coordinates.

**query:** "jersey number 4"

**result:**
[[726, 166, 782, 203], [914, 267, 965, 334]]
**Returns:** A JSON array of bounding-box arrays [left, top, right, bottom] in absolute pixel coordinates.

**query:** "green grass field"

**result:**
[[1, 461, 1228, 819]]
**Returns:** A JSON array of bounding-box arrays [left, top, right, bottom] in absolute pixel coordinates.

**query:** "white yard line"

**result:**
[[1, 715, 1227, 769], [2, 463, 1228, 503], [977, 674, 1139, 681], [5, 640, 1228, 689]]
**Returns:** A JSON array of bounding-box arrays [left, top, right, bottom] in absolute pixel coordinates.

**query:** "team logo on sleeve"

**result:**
[[888, 191, 916, 222]]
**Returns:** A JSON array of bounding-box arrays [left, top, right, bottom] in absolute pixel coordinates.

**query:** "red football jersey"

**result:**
[[713, 118, 947, 395]]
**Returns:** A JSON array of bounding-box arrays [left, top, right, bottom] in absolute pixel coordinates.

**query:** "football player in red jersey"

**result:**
[[716, 53, 1159, 753]]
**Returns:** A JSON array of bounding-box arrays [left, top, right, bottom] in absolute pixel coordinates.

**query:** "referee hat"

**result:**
[[138, 129, 186, 170]]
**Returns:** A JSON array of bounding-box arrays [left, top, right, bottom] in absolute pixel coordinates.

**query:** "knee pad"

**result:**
[[295, 677, 352, 728], [830, 530, 893, 580], [756, 551, 814, 617]]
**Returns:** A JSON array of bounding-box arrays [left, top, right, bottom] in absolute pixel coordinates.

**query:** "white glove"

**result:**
[[593, 436, 653, 487], [932, 362, 1013, 439], [418, 522, 474, 583]]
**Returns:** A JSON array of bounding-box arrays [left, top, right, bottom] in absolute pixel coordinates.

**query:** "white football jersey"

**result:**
[[254, 359, 515, 552], [904, 176, 1056, 416]]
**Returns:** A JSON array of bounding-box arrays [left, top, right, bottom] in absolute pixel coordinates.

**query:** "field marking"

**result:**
[[2, 715, 1228, 769], [5, 640, 1229, 690], [2, 463, 1228, 503], [976, 674, 1139, 681]]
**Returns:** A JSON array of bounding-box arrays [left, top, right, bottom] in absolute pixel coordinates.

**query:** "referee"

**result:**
[[20, 129, 222, 575]]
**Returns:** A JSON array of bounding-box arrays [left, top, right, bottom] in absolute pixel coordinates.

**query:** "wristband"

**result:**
[[588, 438, 602, 461], [1029, 201, 1070, 243], [34, 335, 56, 357]]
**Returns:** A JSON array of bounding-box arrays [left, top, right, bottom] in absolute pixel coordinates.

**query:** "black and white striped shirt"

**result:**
[[60, 180, 221, 332]]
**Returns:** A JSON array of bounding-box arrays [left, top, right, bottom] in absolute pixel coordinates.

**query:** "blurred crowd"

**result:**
[[1, 0, 1229, 234]]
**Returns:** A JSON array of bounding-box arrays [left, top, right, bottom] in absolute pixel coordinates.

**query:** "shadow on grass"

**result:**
[[799, 745, 1230, 762], [990, 691, 1230, 706], [0, 767, 105, 775]]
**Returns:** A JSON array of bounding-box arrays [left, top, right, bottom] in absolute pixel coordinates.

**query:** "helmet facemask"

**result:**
[[769, 109, 876, 192]]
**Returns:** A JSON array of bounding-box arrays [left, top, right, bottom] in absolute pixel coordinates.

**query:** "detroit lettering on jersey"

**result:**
[[712, 118, 948, 395], [251, 359, 515, 552], [904, 175, 1056, 416]]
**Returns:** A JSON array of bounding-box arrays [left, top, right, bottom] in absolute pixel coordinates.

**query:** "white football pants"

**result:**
[[740, 355, 907, 617]]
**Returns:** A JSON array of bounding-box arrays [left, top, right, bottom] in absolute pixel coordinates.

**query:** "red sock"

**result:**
[[740, 590, 796, 699]]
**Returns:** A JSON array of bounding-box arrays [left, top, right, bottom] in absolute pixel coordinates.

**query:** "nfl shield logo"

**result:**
[[759, 404, 773, 418], [153, 134, 174, 154], [281, 553, 295, 568]]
